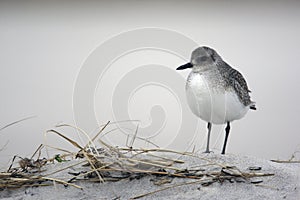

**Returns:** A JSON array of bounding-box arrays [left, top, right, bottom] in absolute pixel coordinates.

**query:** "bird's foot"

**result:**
[[203, 150, 213, 154]]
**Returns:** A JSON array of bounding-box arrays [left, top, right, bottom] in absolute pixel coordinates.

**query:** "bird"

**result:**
[[176, 46, 256, 154]]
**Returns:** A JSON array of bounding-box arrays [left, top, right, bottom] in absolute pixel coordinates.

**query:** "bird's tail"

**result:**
[[250, 102, 256, 110]]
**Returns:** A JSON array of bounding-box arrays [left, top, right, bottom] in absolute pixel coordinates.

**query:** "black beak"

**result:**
[[176, 62, 193, 70]]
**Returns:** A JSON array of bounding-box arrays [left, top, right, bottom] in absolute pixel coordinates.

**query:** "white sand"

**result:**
[[1, 153, 299, 200]]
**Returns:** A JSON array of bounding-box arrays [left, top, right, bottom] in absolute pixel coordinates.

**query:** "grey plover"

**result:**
[[177, 46, 256, 154]]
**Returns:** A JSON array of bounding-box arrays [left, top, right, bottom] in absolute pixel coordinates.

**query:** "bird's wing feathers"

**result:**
[[228, 67, 250, 93], [220, 63, 253, 107]]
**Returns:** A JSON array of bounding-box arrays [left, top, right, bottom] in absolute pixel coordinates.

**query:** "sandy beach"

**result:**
[[1, 153, 299, 200]]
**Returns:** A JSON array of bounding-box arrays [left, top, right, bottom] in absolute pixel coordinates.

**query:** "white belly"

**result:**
[[186, 73, 249, 124]]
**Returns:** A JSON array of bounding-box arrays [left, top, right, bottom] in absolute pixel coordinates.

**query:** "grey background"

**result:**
[[1, 0, 300, 169]]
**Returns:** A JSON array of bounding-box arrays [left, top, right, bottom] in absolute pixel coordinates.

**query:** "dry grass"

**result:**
[[0, 121, 277, 199]]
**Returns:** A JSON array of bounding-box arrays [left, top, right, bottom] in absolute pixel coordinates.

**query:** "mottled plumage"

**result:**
[[201, 46, 255, 108], [177, 46, 256, 154]]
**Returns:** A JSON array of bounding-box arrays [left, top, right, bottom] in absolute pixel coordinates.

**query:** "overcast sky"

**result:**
[[1, 1, 300, 169]]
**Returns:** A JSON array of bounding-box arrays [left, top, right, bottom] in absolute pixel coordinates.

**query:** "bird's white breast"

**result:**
[[186, 72, 249, 124]]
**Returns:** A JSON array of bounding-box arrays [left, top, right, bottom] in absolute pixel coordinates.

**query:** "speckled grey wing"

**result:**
[[219, 63, 254, 107]]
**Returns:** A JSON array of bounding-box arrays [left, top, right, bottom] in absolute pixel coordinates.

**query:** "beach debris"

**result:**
[[248, 166, 262, 171], [0, 122, 275, 193]]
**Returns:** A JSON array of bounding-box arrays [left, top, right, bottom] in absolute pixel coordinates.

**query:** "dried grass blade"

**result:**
[[47, 129, 83, 150], [270, 160, 300, 163], [41, 176, 82, 189], [86, 121, 110, 148], [131, 179, 203, 199], [0, 116, 36, 132]]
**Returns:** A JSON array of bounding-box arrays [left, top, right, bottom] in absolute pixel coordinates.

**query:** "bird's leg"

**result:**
[[204, 122, 212, 153], [221, 122, 230, 155]]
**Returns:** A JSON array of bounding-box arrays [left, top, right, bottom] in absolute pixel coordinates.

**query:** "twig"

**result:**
[[270, 160, 300, 164], [31, 144, 44, 160], [41, 176, 82, 189]]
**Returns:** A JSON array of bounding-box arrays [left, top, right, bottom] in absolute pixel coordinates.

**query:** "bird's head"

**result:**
[[176, 46, 221, 72]]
